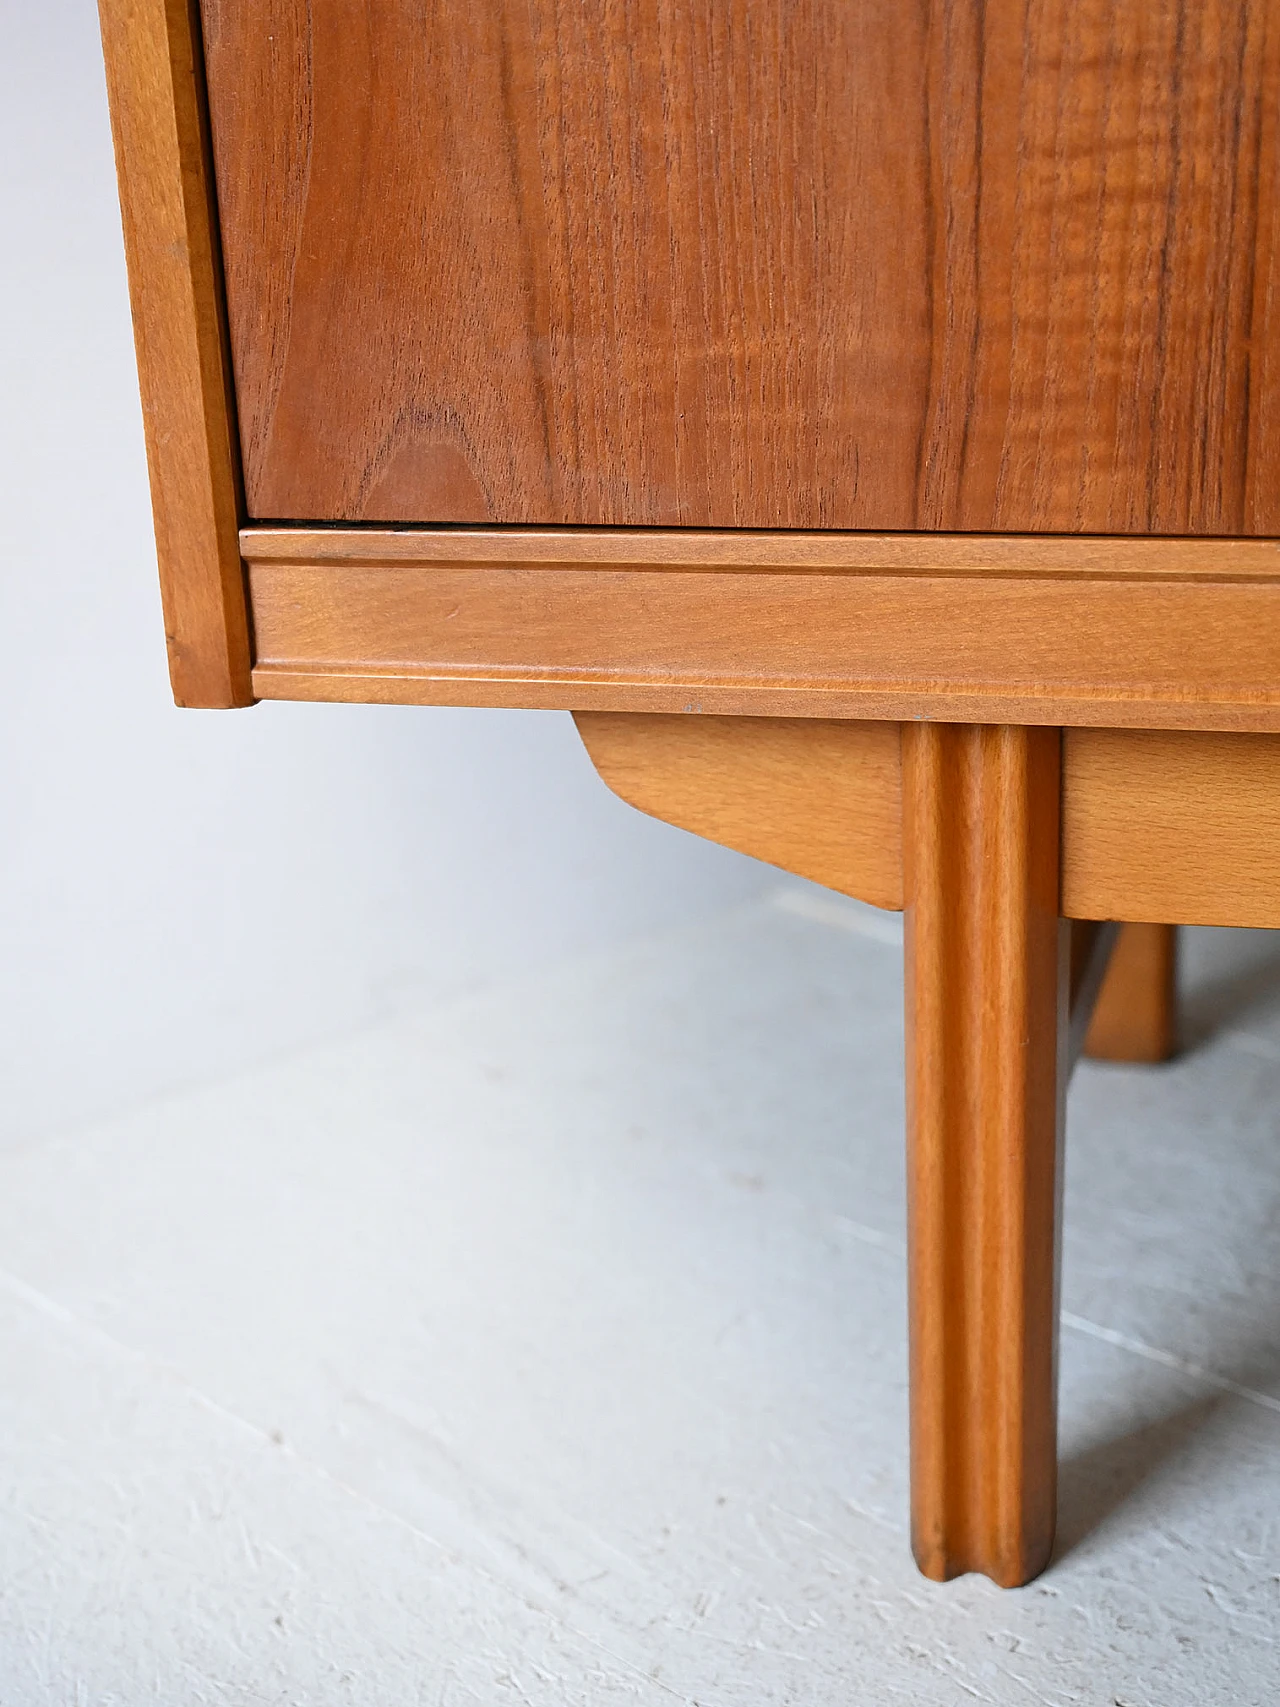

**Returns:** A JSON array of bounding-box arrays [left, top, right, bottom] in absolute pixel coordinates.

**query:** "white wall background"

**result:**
[[0, 0, 770, 1150]]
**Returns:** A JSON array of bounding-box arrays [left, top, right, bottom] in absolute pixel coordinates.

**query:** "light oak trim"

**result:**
[[1062, 730, 1280, 927], [1082, 924, 1179, 1064], [244, 528, 1280, 732], [572, 714, 902, 911], [99, 0, 252, 708], [903, 724, 1066, 1587]]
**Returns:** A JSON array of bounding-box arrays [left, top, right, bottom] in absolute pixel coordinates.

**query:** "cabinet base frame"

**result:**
[[573, 710, 1253, 1587]]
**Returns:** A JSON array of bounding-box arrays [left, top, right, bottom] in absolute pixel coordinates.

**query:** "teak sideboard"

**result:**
[[98, 0, 1280, 1587]]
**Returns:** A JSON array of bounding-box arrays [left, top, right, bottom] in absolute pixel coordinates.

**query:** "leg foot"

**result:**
[[902, 724, 1067, 1587]]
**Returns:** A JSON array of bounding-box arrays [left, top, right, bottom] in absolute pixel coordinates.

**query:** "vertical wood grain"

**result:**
[[1084, 924, 1179, 1063], [200, 0, 929, 527], [98, 0, 252, 707], [202, 0, 1280, 532], [903, 724, 1066, 1587]]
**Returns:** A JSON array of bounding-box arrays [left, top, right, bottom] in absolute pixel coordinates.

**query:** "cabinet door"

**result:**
[[202, 1, 1280, 533]]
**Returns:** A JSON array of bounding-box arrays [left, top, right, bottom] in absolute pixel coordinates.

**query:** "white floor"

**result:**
[[0, 890, 1277, 1705]]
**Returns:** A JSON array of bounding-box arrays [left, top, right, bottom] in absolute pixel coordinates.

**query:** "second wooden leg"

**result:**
[[903, 724, 1067, 1588], [1084, 923, 1178, 1063]]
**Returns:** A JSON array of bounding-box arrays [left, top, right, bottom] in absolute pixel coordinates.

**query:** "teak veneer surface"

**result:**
[[201, 0, 1280, 533]]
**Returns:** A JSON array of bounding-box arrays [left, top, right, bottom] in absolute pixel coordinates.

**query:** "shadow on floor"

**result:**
[[1179, 931, 1280, 1051], [1055, 1392, 1226, 1561], [1055, 1340, 1280, 1566], [1056, 932, 1280, 1565]]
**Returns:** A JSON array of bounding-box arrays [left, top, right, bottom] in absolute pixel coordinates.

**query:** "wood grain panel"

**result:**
[[98, 0, 252, 707], [573, 713, 902, 909], [903, 724, 1066, 1586], [201, 1, 1280, 533], [243, 529, 1280, 731], [1063, 730, 1280, 926]]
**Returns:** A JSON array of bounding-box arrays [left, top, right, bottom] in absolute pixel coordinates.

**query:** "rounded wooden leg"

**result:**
[[902, 724, 1067, 1588]]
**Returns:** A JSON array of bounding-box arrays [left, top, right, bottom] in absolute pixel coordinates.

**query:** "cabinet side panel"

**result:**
[[99, 0, 252, 707]]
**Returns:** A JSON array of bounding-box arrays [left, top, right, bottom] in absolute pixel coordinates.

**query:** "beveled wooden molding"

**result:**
[[245, 528, 1280, 577], [99, 0, 252, 708], [1083, 924, 1179, 1064], [244, 527, 1280, 732], [573, 713, 902, 911], [903, 724, 1066, 1588]]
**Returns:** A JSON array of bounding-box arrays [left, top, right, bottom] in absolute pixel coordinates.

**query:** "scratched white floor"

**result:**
[[0, 890, 1277, 1705]]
